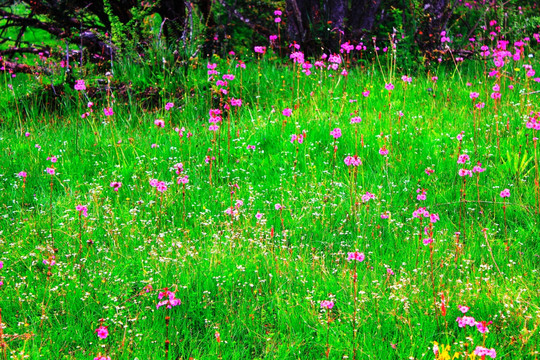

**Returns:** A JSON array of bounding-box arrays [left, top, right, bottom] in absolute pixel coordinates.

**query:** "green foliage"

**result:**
[[0, 54, 540, 359]]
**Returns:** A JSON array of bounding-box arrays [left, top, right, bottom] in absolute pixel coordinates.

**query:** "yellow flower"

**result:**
[[433, 342, 460, 359]]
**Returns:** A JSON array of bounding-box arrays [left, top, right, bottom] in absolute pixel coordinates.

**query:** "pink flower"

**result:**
[[474, 346, 496, 359], [165, 102, 174, 111], [103, 107, 114, 116], [401, 75, 412, 83], [157, 181, 168, 192], [17, 171, 27, 178], [76, 205, 88, 217], [470, 92, 479, 99], [344, 155, 362, 166], [385, 83, 394, 91], [472, 162, 486, 173], [423, 238, 433, 245], [173, 163, 184, 174], [255, 212, 263, 220], [43, 256, 56, 266], [177, 175, 189, 184], [456, 131, 464, 141], [46, 167, 55, 175], [429, 213, 440, 223], [282, 108, 292, 117], [274, 9, 282, 16], [458, 169, 472, 177], [320, 300, 334, 309], [110, 182, 122, 191], [0, 261, 3, 269], [381, 211, 390, 219], [476, 321, 491, 334], [94, 356, 111, 360], [254, 46, 267, 54], [379, 147, 389, 156], [457, 154, 470, 164], [500, 188, 510, 198], [361, 192, 375, 202], [274, 17, 281, 23], [412, 207, 429, 218], [95, 325, 109, 339], [275, 203, 284, 210], [347, 251, 365, 262], [74, 79, 86, 91], [154, 119, 165, 128], [425, 168, 434, 175], [456, 316, 476, 327], [350, 116, 362, 124], [157, 290, 181, 309], [474, 346, 497, 359], [330, 128, 342, 139], [458, 305, 469, 314], [362, 90, 370, 97], [25, 132, 30, 137], [230, 98, 242, 106]]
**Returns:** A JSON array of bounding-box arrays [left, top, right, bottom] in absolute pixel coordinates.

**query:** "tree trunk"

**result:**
[[417, 0, 451, 57], [348, 0, 383, 38]]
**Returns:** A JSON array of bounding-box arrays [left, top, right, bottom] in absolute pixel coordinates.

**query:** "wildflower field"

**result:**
[[1, 34, 540, 360]]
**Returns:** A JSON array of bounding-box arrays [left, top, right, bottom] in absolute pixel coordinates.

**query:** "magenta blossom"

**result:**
[[74, 79, 86, 91], [347, 251, 365, 262], [110, 182, 122, 191], [254, 46, 267, 54], [103, 107, 114, 116], [282, 108, 292, 117], [473, 346, 496, 359], [344, 155, 362, 166], [76, 205, 88, 217], [157, 289, 181, 309], [500, 188, 510, 198], [95, 325, 109, 339], [330, 128, 342, 139], [320, 300, 334, 309]]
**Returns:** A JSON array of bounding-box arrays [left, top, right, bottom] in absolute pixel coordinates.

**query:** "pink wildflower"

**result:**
[[320, 300, 334, 309], [347, 251, 365, 262], [95, 325, 109, 339]]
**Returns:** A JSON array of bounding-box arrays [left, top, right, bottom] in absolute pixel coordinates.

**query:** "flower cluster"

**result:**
[[344, 155, 362, 166], [157, 289, 181, 309], [76, 205, 88, 217]]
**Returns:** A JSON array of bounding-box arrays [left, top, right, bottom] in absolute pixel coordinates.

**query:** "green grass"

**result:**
[[0, 48, 540, 360]]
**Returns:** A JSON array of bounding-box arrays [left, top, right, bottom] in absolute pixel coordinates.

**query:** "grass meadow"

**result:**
[[0, 45, 540, 360]]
